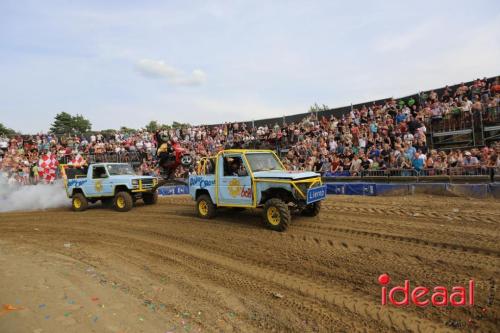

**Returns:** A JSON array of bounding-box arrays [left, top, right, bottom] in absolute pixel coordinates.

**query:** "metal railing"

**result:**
[[58, 151, 144, 165], [430, 112, 473, 134], [482, 106, 500, 125], [324, 167, 498, 182]]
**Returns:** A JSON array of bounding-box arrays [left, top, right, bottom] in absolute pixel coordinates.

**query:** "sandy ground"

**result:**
[[0, 195, 498, 333]]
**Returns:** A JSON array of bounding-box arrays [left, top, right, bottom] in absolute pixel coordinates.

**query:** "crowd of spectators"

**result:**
[[1, 77, 500, 185]]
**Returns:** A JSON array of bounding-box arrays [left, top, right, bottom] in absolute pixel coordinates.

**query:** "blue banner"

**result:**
[[158, 183, 497, 198], [158, 185, 189, 196]]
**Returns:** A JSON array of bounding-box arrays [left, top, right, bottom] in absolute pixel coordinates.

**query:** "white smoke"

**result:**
[[0, 175, 70, 212]]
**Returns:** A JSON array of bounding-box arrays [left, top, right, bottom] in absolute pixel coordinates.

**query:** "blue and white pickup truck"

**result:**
[[63, 163, 159, 212], [189, 149, 327, 231]]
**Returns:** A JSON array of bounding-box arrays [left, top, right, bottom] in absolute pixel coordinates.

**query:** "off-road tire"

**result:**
[[143, 191, 158, 205], [302, 201, 321, 217], [72, 193, 88, 212], [262, 198, 290, 231], [196, 194, 216, 219], [113, 191, 133, 212], [181, 154, 193, 167]]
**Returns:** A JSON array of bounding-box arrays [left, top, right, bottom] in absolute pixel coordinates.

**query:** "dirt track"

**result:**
[[0, 195, 499, 332]]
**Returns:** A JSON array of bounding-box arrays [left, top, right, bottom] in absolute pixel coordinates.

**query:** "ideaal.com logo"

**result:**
[[378, 274, 474, 307]]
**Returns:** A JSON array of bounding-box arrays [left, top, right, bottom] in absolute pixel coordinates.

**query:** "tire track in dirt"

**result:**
[[52, 225, 455, 332], [1, 195, 499, 332], [293, 219, 500, 257], [322, 204, 500, 225], [0, 220, 452, 332]]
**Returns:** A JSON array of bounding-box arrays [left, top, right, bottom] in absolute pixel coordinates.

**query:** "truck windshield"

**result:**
[[245, 153, 284, 172], [106, 164, 136, 176]]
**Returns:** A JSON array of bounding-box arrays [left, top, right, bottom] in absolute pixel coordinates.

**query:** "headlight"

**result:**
[[131, 179, 139, 187]]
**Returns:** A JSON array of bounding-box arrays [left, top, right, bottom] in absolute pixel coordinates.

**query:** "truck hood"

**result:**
[[252, 170, 319, 180]]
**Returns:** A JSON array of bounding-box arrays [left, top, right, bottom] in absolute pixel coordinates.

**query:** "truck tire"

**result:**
[[143, 191, 158, 205], [101, 197, 113, 208], [181, 154, 193, 167], [302, 201, 321, 217], [196, 194, 216, 219], [262, 198, 290, 231], [72, 193, 88, 212], [113, 191, 133, 212]]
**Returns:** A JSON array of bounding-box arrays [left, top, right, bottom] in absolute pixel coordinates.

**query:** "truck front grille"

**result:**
[[141, 179, 154, 189]]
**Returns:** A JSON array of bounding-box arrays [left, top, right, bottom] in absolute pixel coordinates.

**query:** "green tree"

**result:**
[[50, 112, 73, 134], [50, 112, 92, 135], [119, 126, 136, 134], [159, 123, 171, 130], [72, 114, 92, 134], [171, 121, 190, 129], [98, 129, 117, 140], [145, 120, 160, 132], [0, 122, 16, 136], [308, 103, 329, 113]]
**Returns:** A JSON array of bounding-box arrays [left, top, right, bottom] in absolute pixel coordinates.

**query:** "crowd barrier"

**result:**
[[325, 166, 496, 178], [156, 182, 500, 198], [326, 182, 499, 198], [157, 185, 189, 196]]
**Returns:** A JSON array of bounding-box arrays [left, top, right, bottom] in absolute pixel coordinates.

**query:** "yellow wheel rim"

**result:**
[[73, 198, 81, 209], [199, 201, 209, 216], [267, 207, 281, 226], [117, 197, 125, 208]]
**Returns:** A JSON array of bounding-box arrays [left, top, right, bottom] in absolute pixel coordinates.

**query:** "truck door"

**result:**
[[89, 165, 114, 196], [217, 154, 253, 206]]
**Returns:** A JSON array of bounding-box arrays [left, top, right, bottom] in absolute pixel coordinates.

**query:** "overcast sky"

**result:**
[[1, 0, 499, 133]]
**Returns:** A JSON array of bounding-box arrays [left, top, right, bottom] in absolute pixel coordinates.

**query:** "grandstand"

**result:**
[[232, 76, 499, 151], [1, 75, 499, 189]]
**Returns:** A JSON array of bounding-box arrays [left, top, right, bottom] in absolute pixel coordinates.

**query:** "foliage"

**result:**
[[119, 126, 136, 134], [308, 103, 330, 113], [50, 112, 92, 135], [145, 120, 160, 132], [0, 123, 16, 136], [171, 121, 191, 129], [144, 120, 191, 132]]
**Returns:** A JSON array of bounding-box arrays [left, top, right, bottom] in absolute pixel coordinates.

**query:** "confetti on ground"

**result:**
[[0, 304, 25, 316], [64, 312, 71, 317], [38, 304, 46, 309]]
